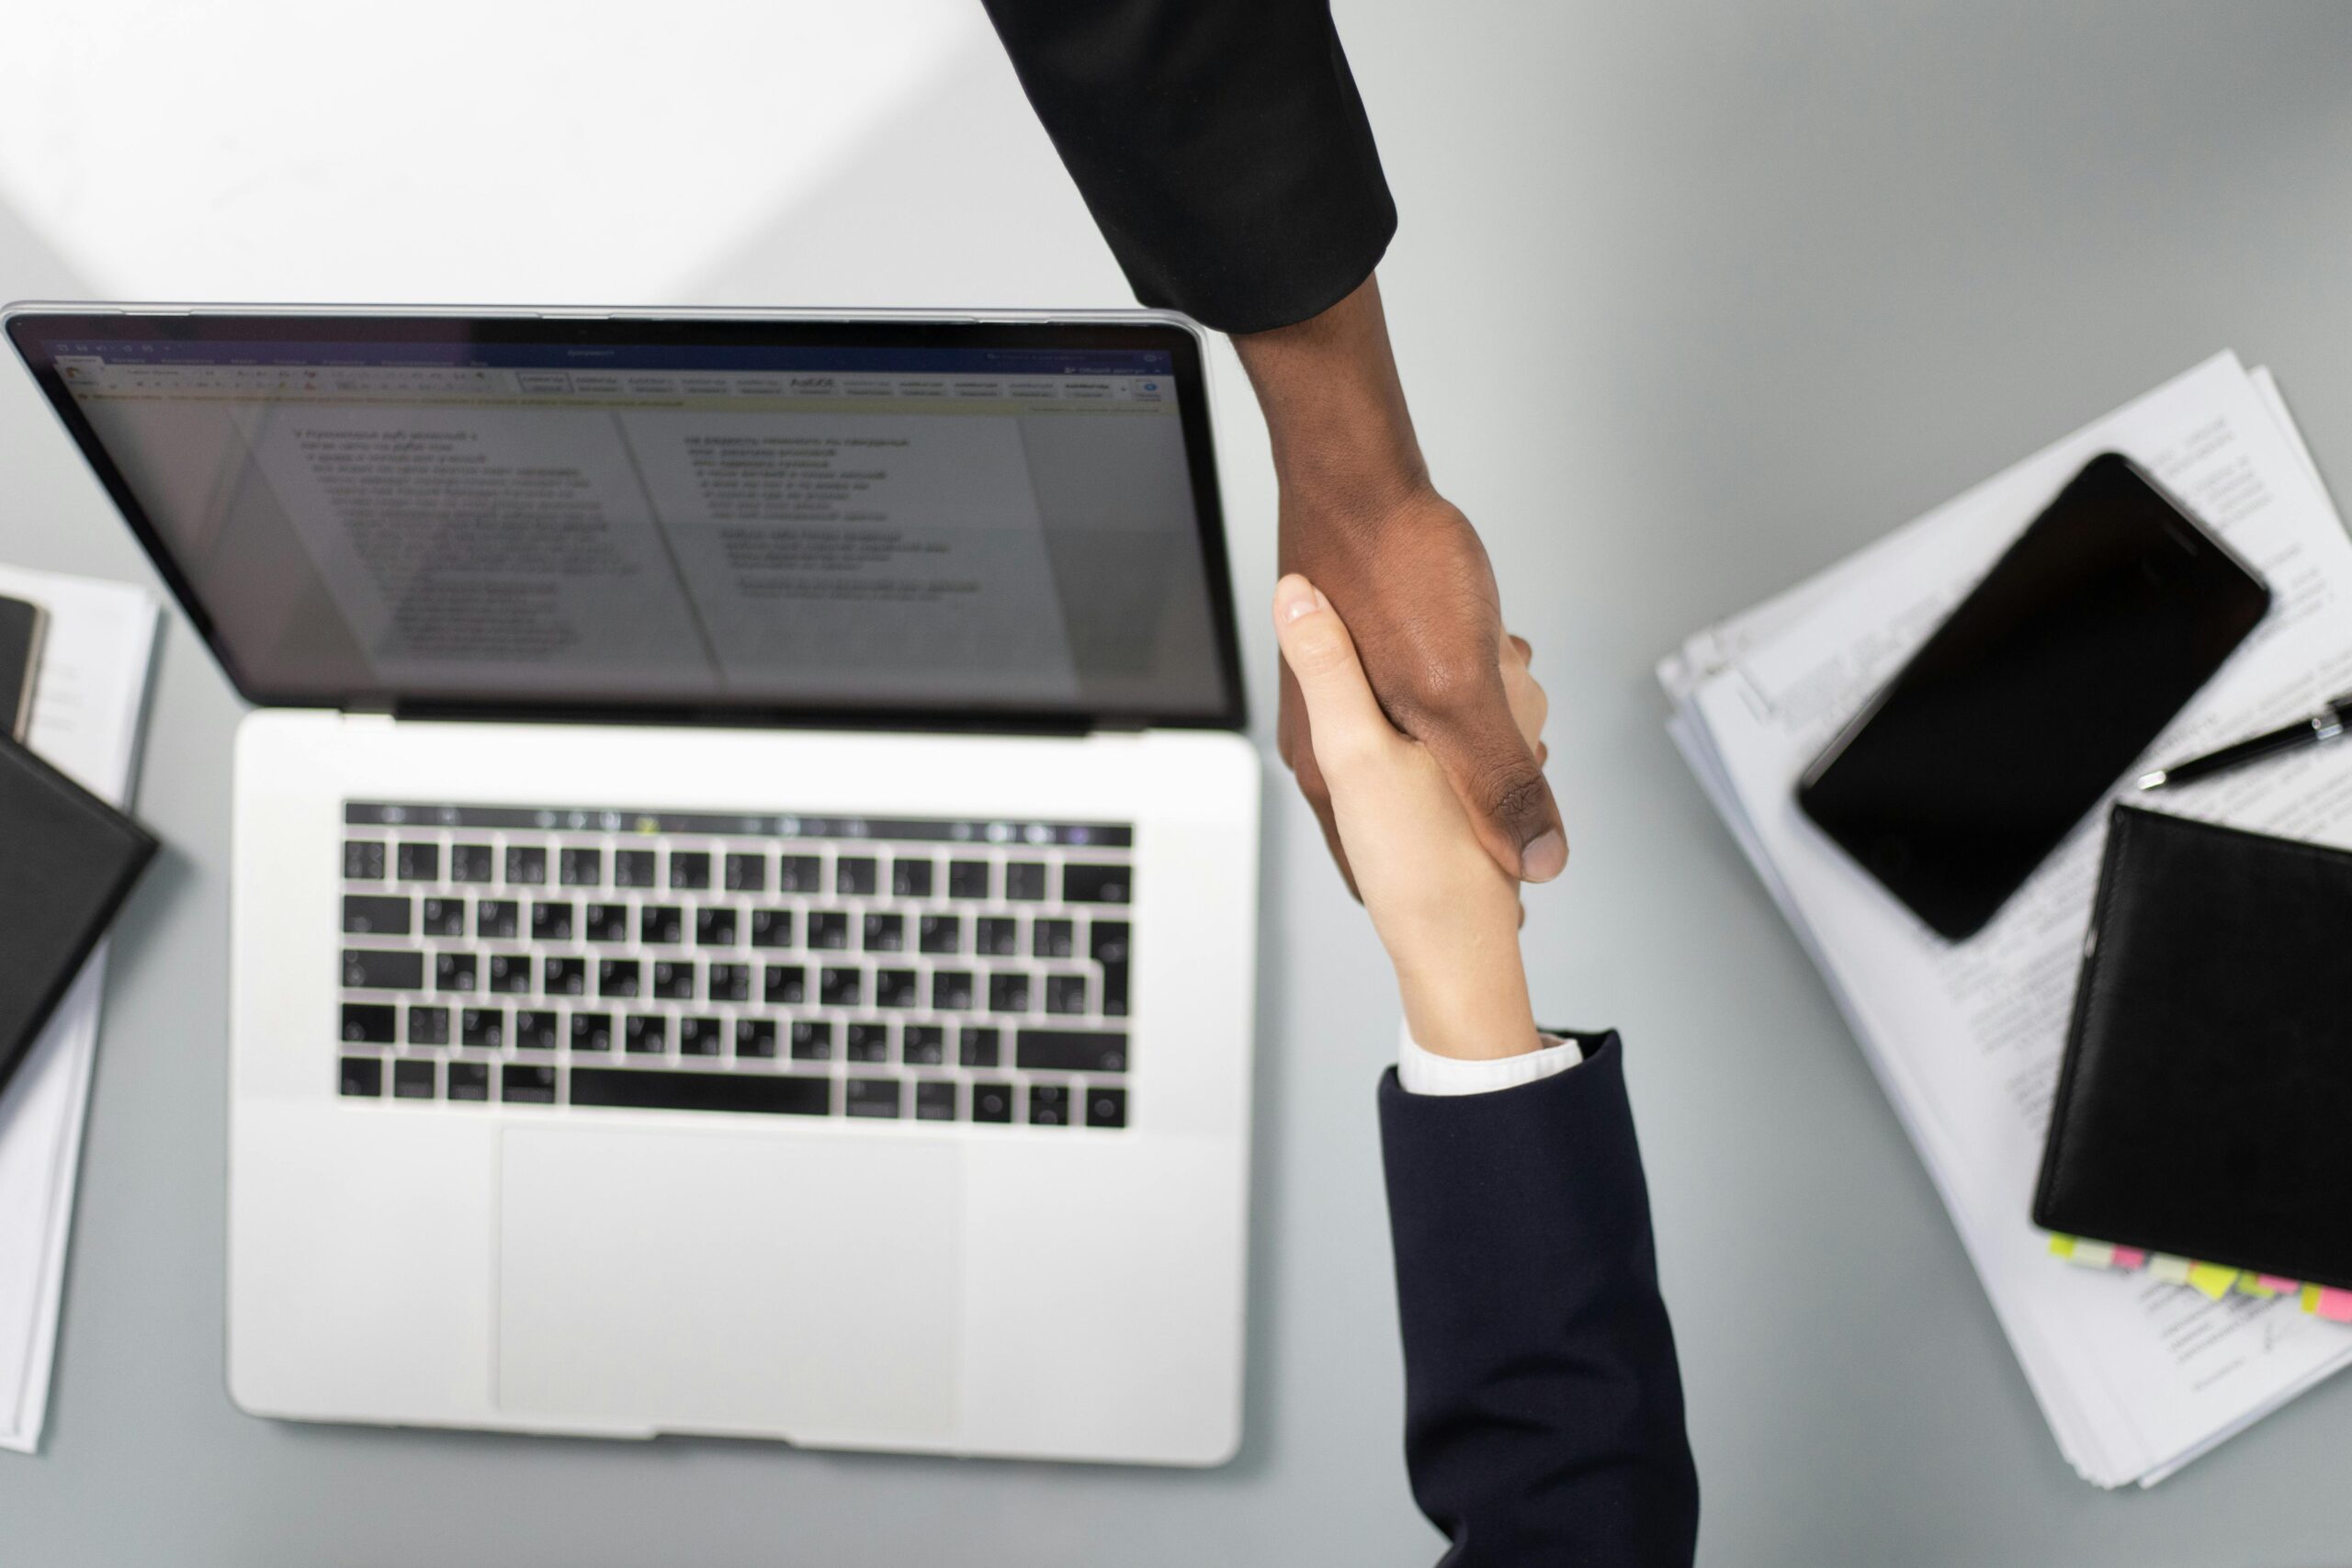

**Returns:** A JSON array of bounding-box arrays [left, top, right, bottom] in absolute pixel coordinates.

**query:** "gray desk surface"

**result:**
[[6, 5, 2352, 1562]]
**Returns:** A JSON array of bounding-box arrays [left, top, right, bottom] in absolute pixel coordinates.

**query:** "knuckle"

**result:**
[[1288, 626, 1357, 677], [1405, 652, 1494, 717], [1475, 756, 1552, 827]]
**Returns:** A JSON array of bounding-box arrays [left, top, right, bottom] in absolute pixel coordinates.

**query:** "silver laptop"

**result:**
[[7, 305, 1261, 1465]]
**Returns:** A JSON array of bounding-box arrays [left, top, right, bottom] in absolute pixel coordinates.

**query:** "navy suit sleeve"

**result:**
[[1378, 1032, 1699, 1567], [978, 0, 1396, 333]]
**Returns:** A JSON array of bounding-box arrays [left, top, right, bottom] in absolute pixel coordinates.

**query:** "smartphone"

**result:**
[[1797, 452, 2270, 941], [0, 593, 45, 741]]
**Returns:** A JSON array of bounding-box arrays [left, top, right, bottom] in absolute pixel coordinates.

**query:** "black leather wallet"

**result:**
[[0, 734, 157, 1097], [2033, 803, 2352, 1289]]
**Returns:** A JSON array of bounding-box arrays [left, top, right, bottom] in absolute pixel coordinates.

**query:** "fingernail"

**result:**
[[1277, 576, 1320, 623], [1521, 829, 1567, 883]]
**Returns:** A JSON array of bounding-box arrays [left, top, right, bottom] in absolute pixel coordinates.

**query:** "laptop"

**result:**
[[6, 305, 1261, 1465]]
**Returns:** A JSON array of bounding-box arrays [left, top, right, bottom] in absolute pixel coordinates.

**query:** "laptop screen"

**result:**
[[8, 313, 1243, 728]]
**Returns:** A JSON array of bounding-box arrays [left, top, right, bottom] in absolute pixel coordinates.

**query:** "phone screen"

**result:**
[[1796, 453, 2270, 940]]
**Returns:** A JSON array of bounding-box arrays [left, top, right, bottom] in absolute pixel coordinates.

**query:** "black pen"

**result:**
[[2137, 689, 2352, 790]]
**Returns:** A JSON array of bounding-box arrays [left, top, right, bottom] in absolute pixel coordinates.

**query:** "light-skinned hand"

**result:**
[[1271, 573, 1548, 1061]]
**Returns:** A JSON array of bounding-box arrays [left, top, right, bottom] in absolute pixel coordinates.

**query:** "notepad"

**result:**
[[1659, 355, 2352, 1488], [0, 563, 158, 1454], [2034, 806, 2352, 1293]]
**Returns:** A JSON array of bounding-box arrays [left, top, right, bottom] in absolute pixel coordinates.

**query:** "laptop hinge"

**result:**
[[375, 698, 1097, 739]]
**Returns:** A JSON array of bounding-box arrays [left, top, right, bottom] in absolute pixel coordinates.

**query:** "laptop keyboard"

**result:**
[[334, 803, 1134, 1130]]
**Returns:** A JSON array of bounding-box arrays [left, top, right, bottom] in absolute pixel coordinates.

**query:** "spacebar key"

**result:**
[[570, 1067, 832, 1117]]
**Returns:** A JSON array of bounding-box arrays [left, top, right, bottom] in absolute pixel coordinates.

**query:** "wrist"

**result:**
[[1233, 274, 1430, 533], [1261, 387, 1427, 526], [1281, 468, 1440, 568], [1391, 942, 1542, 1061]]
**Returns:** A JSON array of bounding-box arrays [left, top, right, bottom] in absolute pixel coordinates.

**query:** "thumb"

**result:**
[[1423, 679, 1568, 883], [1272, 574, 1393, 769]]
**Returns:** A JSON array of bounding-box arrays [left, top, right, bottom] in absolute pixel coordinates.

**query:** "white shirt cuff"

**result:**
[[1396, 1020, 1584, 1096]]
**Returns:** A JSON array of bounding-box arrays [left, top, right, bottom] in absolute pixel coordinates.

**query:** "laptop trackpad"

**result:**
[[496, 1125, 963, 1442]]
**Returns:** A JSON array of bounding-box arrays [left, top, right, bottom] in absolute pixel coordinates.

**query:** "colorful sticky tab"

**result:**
[[2041, 1240, 2352, 1324], [2187, 1262, 2239, 1300]]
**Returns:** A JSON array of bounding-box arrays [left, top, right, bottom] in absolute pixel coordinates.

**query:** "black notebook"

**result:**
[[2033, 804, 2352, 1291], [0, 734, 156, 1097]]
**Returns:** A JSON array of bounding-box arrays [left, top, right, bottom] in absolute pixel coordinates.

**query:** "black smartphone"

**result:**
[[0, 593, 46, 741], [1797, 452, 2271, 941]]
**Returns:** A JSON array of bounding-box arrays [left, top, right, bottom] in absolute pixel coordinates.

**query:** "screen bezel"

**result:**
[[1794, 451, 2272, 941], [6, 306, 1248, 734]]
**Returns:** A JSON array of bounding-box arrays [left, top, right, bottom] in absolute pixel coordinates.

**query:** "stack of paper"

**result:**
[[0, 563, 158, 1454], [1660, 354, 2352, 1487]]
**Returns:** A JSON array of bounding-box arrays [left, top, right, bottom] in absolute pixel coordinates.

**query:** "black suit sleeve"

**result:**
[[1379, 1033, 1699, 1567], [979, 0, 1397, 333]]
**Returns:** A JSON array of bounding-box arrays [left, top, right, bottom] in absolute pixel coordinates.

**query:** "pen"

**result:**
[[2136, 689, 2352, 790]]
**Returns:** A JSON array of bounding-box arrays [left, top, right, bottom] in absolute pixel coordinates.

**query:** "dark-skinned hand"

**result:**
[[1276, 481, 1564, 897]]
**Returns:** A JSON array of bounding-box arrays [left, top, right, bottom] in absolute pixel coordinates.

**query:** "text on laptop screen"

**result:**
[[43, 334, 1231, 720]]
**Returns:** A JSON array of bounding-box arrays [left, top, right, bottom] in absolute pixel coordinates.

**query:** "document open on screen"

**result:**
[[54, 340, 1224, 716]]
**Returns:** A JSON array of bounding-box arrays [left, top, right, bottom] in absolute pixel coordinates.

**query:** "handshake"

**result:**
[[1271, 573, 1549, 1064]]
